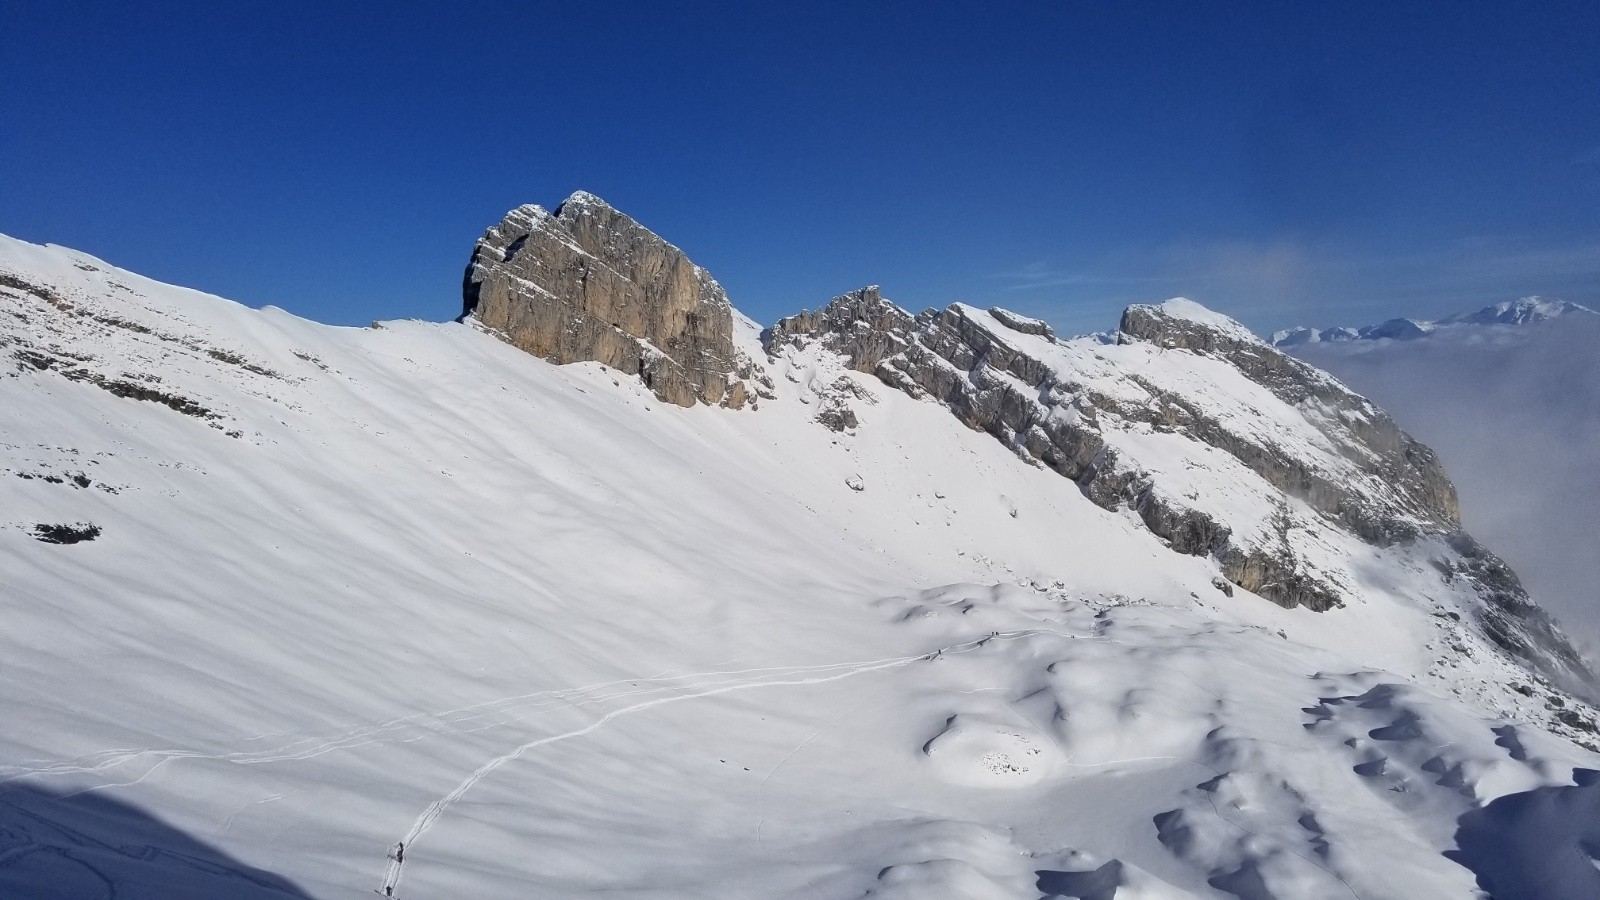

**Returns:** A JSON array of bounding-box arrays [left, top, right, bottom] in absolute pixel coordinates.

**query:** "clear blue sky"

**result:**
[[4, 1, 1597, 336]]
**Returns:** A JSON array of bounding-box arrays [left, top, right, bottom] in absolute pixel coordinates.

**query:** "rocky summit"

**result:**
[[462, 192, 762, 408]]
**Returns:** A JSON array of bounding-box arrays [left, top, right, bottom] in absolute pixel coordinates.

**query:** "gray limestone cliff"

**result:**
[[463, 192, 760, 408]]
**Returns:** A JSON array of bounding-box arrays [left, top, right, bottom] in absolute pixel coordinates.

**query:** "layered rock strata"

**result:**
[[1116, 304, 1461, 542], [463, 192, 760, 408]]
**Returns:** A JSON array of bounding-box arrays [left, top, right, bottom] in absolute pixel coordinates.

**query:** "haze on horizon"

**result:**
[[2, 2, 1597, 337]]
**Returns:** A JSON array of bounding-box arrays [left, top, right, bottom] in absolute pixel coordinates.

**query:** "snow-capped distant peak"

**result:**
[[1271, 296, 1596, 347], [1440, 295, 1596, 326], [1361, 318, 1436, 341]]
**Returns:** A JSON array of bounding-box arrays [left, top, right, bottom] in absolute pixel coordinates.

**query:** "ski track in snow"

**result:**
[[0, 627, 1068, 898], [378, 629, 1056, 897], [0, 660, 916, 788]]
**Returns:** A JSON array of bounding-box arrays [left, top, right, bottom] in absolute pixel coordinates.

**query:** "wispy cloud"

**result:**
[[1441, 236, 1600, 282], [994, 260, 1183, 291], [989, 234, 1600, 335]]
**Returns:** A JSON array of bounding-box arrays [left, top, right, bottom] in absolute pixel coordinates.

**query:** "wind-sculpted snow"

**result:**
[[3, 232, 1600, 898]]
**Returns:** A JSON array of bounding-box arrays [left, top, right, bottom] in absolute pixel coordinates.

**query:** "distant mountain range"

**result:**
[[1270, 296, 1597, 347]]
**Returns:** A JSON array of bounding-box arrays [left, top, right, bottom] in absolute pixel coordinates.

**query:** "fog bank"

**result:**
[[1293, 317, 1600, 660]]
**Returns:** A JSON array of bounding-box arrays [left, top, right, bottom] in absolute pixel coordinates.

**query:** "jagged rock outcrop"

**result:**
[[767, 286, 914, 373], [463, 192, 760, 408], [1439, 532, 1592, 684]]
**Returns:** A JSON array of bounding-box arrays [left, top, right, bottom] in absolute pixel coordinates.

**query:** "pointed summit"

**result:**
[[1117, 297, 1268, 352]]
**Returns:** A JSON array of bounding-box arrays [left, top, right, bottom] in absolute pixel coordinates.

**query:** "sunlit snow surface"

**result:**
[[2, 235, 1599, 899]]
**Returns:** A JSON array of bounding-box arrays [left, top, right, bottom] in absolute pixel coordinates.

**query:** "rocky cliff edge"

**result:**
[[463, 192, 764, 408]]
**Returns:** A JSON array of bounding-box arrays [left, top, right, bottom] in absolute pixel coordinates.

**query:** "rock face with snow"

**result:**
[[765, 285, 912, 372], [771, 291, 1589, 688], [463, 192, 760, 408], [1118, 301, 1461, 536]]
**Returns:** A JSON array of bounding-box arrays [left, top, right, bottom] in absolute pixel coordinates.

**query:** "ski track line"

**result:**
[[8, 669, 837, 788], [0, 679, 640, 786], [0, 602, 1139, 786], [0, 658, 927, 788], [217, 792, 290, 836], [0, 667, 705, 782], [4, 665, 693, 779], [380, 629, 1061, 896]]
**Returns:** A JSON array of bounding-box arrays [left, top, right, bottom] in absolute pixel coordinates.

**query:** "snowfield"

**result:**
[[2, 234, 1599, 899]]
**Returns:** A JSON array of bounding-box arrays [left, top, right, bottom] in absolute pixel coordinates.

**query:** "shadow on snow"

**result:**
[[1446, 767, 1600, 900], [0, 782, 315, 899]]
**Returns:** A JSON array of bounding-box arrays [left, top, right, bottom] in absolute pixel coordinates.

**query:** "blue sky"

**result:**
[[3, 1, 1596, 336]]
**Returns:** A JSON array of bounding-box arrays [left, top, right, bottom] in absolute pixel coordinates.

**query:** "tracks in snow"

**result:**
[[0, 659, 922, 789], [377, 629, 1048, 897], [0, 626, 1063, 898]]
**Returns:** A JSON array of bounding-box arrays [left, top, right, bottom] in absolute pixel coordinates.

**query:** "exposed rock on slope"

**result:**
[[770, 291, 1591, 690], [766, 285, 911, 373], [455, 188, 1588, 689], [1118, 301, 1461, 537], [463, 192, 762, 408]]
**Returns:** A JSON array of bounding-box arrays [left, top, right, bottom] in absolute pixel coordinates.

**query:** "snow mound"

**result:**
[[922, 711, 1060, 786]]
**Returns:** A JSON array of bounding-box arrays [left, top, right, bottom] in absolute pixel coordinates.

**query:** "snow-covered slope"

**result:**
[[3, 233, 1599, 899]]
